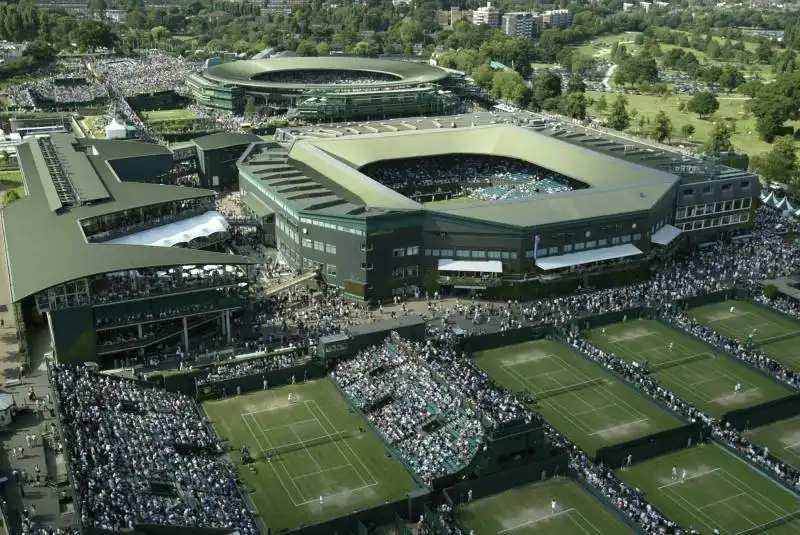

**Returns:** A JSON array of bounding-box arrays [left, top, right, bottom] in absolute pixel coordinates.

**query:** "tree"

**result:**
[[531, 70, 562, 110], [491, 71, 527, 105], [607, 95, 631, 131], [702, 122, 734, 155], [651, 110, 673, 143], [687, 92, 719, 119], [750, 136, 799, 186], [594, 93, 608, 114], [76, 19, 117, 50], [352, 41, 374, 57], [680, 124, 695, 138], [244, 97, 255, 119], [471, 63, 495, 90], [315, 41, 329, 56], [737, 79, 763, 98], [560, 92, 588, 120], [3, 190, 20, 205], [566, 74, 586, 94], [296, 39, 318, 57]]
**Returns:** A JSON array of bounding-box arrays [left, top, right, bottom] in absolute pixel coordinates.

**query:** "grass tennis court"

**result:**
[[473, 339, 684, 454], [746, 415, 800, 470], [690, 300, 800, 370], [456, 477, 635, 534], [587, 320, 791, 417], [203, 379, 417, 531], [618, 444, 800, 534], [141, 108, 196, 122]]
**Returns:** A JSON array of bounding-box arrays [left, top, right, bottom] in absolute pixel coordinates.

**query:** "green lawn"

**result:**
[[587, 91, 783, 156], [81, 115, 106, 139], [619, 444, 800, 534], [456, 477, 635, 535], [203, 378, 417, 532], [574, 32, 642, 58], [141, 108, 197, 122], [689, 300, 800, 370], [472, 339, 684, 454], [746, 415, 800, 470], [586, 320, 792, 418], [0, 169, 25, 202]]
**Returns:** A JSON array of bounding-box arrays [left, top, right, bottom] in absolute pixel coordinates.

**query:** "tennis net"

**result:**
[[650, 353, 711, 372], [535, 378, 604, 401], [268, 430, 351, 456], [757, 331, 800, 346], [734, 510, 800, 535]]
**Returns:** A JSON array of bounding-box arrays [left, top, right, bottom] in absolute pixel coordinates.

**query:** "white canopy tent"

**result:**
[[106, 211, 230, 248], [535, 244, 643, 271], [105, 118, 127, 140], [651, 224, 682, 246], [437, 259, 503, 273]]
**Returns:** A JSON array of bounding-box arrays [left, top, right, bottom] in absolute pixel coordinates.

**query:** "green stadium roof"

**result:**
[[281, 124, 679, 227], [2, 135, 254, 302], [202, 57, 450, 90], [193, 132, 262, 151]]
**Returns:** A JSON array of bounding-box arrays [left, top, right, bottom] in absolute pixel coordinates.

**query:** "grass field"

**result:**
[[619, 444, 800, 534], [746, 415, 800, 470], [690, 300, 800, 370], [141, 108, 196, 122], [0, 169, 25, 202], [472, 339, 685, 454], [586, 320, 792, 417], [81, 116, 106, 139], [203, 379, 417, 531], [457, 477, 635, 535]]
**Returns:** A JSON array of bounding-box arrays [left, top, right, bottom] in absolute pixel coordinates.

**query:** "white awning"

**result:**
[[106, 211, 230, 248], [536, 244, 643, 271], [651, 224, 682, 246], [438, 259, 503, 274]]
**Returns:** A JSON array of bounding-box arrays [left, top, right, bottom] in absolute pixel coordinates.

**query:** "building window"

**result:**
[[406, 245, 420, 256], [621, 235, 632, 243], [597, 239, 607, 247], [585, 240, 596, 248], [702, 185, 712, 194], [574, 242, 585, 251], [361, 263, 373, 270], [392, 248, 405, 257], [501, 251, 510, 259], [406, 265, 419, 277], [424, 249, 431, 256], [456, 249, 470, 258], [683, 188, 694, 196], [327, 264, 337, 277], [549, 247, 559, 255], [563, 244, 573, 252], [488, 251, 502, 259], [525, 250, 534, 259], [302, 238, 312, 248], [611, 237, 620, 245], [722, 184, 732, 192], [440, 249, 453, 257], [741, 180, 750, 188], [471, 250, 486, 258], [633, 233, 641, 241], [360, 243, 373, 252], [326, 244, 337, 255], [431, 249, 440, 257], [392, 267, 404, 279], [314, 241, 324, 251]]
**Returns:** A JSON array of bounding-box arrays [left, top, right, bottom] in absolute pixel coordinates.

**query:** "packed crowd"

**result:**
[[51, 365, 259, 534], [28, 77, 108, 104], [91, 52, 202, 97], [196, 350, 307, 386], [259, 69, 398, 85], [331, 337, 485, 482]]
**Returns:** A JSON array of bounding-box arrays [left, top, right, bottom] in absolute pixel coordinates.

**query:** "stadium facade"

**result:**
[[238, 113, 759, 302], [187, 57, 464, 120], [2, 133, 256, 364]]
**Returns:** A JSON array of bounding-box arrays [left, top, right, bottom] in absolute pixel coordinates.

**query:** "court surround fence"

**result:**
[[594, 422, 705, 468], [722, 393, 800, 431]]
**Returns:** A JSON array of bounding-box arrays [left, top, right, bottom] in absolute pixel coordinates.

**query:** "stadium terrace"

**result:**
[[238, 112, 759, 302]]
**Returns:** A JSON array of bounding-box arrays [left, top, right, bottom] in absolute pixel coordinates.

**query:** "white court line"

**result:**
[[242, 412, 305, 506], [288, 421, 323, 473], [698, 492, 746, 511], [293, 483, 377, 506], [733, 511, 800, 535], [241, 403, 298, 417], [497, 508, 576, 534], [573, 403, 617, 416], [782, 440, 800, 452], [589, 418, 649, 436], [717, 468, 788, 517], [569, 508, 605, 535], [259, 418, 318, 432], [292, 463, 353, 481], [308, 400, 379, 487], [711, 389, 759, 404], [658, 468, 719, 490]]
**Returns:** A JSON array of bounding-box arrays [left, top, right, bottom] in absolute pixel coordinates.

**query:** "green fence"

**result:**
[[722, 393, 800, 431], [595, 422, 705, 468]]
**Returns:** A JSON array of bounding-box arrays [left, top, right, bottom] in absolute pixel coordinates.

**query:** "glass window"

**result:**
[[510, 251, 517, 259], [525, 250, 534, 259], [327, 264, 337, 276], [563, 244, 573, 252], [702, 185, 712, 194], [431, 249, 440, 257], [392, 248, 405, 257], [501, 251, 510, 259], [574, 242, 585, 251], [549, 247, 559, 255], [406, 246, 420, 256], [302, 238, 312, 248], [741, 180, 750, 188], [611, 237, 620, 245], [392, 267, 404, 279], [722, 184, 732, 192], [597, 239, 607, 247], [683, 188, 694, 195], [424, 249, 432, 256], [325, 244, 337, 255], [621, 235, 631, 243], [585, 240, 596, 248], [472, 250, 486, 258], [488, 251, 501, 259], [406, 265, 419, 277], [440, 249, 453, 257], [314, 241, 324, 251], [456, 250, 470, 258], [633, 233, 641, 240]]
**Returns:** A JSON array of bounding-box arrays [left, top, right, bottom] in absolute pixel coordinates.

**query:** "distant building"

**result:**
[[439, 7, 470, 28], [472, 2, 500, 28], [543, 9, 573, 29], [501, 12, 543, 38], [262, 0, 309, 14]]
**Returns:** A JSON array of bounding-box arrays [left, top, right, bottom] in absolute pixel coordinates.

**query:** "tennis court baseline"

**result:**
[[618, 444, 800, 535], [587, 320, 792, 418], [473, 339, 684, 454], [745, 415, 800, 471], [690, 300, 800, 370], [456, 477, 635, 534]]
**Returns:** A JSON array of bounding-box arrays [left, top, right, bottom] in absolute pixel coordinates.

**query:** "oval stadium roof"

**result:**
[[202, 57, 450, 90]]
